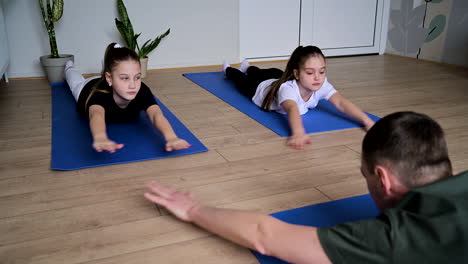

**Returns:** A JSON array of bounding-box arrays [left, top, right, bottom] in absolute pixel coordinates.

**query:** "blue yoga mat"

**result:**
[[183, 72, 380, 137], [252, 194, 380, 264], [51, 82, 208, 170]]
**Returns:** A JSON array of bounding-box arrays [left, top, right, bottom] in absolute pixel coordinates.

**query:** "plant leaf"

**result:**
[[117, 0, 130, 27], [134, 33, 142, 53], [46, 0, 52, 20], [134, 32, 141, 41], [115, 0, 136, 49], [39, 0, 48, 27], [51, 0, 63, 22], [139, 28, 170, 58], [115, 18, 136, 50]]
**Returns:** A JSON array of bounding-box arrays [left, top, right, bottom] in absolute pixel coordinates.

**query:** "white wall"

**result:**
[[0, 1, 9, 80], [239, 0, 301, 59], [3, 0, 239, 78]]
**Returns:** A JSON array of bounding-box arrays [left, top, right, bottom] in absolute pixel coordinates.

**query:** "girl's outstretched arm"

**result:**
[[282, 100, 312, 149], [328, 93, 375, 131], [144, 182, 331, 264], [146, 105, 191, 151], [88, 105, 124, 153]]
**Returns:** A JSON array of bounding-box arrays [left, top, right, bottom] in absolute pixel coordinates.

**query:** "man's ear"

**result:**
[[375, 165, 394, 195], [105, 72, 112, 86]]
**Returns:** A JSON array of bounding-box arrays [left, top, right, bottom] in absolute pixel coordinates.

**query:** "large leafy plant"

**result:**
[[39, 0, 64, 58], [115, 0, 170, 59]]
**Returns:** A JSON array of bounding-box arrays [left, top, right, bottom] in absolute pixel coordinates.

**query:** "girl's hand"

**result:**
[[144, 182, 198, 222], [166, 138, 191, 151], [287, 134, 312, 150], [93, 138, 124, 153]]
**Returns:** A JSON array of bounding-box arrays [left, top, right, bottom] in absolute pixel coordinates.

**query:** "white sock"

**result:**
[[222, 61, 231, 73], [239, 60, 250, 74], [65, 60, 74, 72]]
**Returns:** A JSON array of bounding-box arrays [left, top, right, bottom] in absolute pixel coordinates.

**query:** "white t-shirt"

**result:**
[[251, 77, 337, 115]]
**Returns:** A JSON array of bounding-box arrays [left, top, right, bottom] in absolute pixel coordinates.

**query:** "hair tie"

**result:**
[[114, 43, 122, 48]]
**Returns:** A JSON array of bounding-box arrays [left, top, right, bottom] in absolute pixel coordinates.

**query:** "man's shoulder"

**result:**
[[412, 170, 468, 196], [455, 170, 468, 178]]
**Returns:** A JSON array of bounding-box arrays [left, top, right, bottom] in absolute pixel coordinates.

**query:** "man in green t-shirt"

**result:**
[[144, 112, 468, 263]]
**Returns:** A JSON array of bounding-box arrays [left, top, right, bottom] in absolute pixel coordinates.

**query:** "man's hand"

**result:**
[[144, 182, 198, 222]]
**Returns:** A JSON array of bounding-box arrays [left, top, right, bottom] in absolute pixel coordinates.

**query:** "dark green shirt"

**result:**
[[318, 171, 468, 263]]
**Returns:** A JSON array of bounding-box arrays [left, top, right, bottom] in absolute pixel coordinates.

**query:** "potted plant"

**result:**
[[39, 0, 73, 84], [115, 0, 170, 78]]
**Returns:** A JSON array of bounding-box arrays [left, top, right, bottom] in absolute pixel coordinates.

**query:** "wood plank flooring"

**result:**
[[0, 55, 467, 263]]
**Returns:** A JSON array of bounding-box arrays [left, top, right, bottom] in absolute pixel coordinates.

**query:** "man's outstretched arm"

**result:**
[[144, 182, 331, 264]]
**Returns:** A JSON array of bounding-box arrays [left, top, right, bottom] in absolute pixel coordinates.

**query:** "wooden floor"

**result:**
[[0, 55, 467, 263]]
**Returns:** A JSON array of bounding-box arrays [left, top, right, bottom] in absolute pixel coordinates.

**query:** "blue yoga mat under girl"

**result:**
[[183, 71, 380, 137], [51, 82, 208, 170]]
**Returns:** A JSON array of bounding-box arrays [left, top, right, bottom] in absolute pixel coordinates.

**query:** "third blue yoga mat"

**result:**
[[183, 72, 380, 137], [51, 82, 208, 170], [252, 194, 380, 264]]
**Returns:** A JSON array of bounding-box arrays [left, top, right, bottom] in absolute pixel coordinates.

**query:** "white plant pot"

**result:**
[[140, 57, 148, 78], [40, 54, 74, 84]]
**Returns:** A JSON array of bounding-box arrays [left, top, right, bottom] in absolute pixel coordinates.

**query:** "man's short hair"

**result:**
[[362, 112, 452, 188]]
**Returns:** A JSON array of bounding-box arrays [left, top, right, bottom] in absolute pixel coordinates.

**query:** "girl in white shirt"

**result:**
[[224, 45, 374, 150]]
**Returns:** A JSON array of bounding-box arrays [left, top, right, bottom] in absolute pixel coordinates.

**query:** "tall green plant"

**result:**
[[39, 0, 64, 58], [115, 0, 170, 59]]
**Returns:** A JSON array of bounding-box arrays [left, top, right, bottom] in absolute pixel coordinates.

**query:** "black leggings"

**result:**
[[225, 66, 284, 99]]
